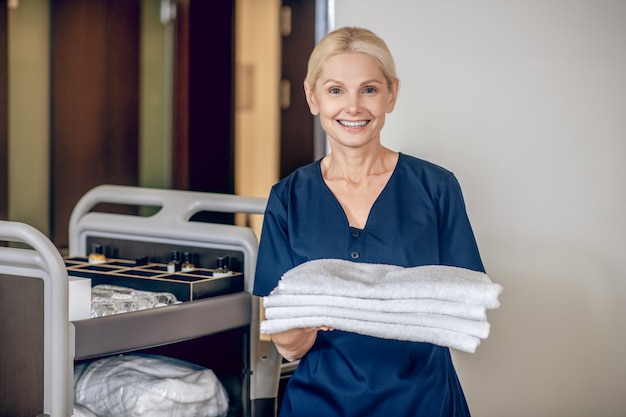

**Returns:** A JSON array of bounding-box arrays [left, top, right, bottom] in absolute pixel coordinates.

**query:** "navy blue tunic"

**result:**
[[254, 153, 484, 417]]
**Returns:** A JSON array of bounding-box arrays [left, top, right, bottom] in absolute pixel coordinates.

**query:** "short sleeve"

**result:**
[[437, 174, 485, 273], [253, 186, 295, 296]]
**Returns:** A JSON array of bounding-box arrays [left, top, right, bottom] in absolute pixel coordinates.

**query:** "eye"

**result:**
[[363, 86, 377, 94], [329, 87, 342, 95]]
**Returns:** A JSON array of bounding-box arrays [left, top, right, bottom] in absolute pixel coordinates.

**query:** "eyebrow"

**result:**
[[322, 78, 384, 86]]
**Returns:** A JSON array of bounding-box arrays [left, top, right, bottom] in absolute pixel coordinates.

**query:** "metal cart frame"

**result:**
[[0, 220, 73, 416]]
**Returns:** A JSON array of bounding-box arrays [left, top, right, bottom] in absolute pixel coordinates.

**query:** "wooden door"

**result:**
[[51, 0, 140, 248]]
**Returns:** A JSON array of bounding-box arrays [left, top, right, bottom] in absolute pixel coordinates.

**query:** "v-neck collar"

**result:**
[[317, 153, 402, 230]]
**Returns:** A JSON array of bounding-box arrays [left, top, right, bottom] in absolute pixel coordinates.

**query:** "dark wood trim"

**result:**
[[173, 0, 191, 190], [172, 0, 236, 196], [0, 0, 8, 222], [187, 0, 235, 194], [280, 0, 317, 179]]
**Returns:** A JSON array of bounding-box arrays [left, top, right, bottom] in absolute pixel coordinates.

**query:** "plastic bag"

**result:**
[[74, 354, 229, 417], [90, 284, 179, 317], [73, 404, 98, 417]]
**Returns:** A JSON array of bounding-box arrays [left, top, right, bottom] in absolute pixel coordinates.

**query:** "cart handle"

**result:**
[[0, 221, 71, 417], [69, 185, 267, 251]]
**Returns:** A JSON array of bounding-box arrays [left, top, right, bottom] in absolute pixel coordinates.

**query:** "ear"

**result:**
[[304, 82, 320, 116], [386, 79, 400, 113]]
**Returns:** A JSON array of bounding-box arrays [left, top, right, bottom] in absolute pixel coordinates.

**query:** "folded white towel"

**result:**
[[260, 316, 482, 353], [263, 294, 487, 321], [275, 259, 502, 309], [261, 259, 503, 353], [264, 305, 490, 338]]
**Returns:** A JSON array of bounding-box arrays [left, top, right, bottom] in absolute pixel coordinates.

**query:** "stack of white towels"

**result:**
[[260, 259, 502, 353]]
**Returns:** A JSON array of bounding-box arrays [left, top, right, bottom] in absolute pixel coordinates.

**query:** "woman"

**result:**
[[254, 26, 484, 416]]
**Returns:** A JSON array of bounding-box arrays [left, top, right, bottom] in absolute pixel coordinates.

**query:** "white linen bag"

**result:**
[[74, 354, 229, 417]]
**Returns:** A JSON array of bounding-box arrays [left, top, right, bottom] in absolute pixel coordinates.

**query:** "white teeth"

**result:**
[[339, 120, 368, 128]]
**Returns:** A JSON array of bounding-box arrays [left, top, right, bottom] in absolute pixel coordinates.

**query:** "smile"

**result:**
[[338, 120, 369, 128]]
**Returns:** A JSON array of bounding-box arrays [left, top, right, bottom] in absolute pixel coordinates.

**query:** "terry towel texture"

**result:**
[[261, 259, 502, 353], [263, 294, 488, 321], [264, 305, 490, 338]]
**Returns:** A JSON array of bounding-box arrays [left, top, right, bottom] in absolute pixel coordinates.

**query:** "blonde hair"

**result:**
[[305, 26, 398, 91]]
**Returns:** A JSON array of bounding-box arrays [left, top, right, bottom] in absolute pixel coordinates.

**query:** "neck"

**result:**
[[322, 146, 397, 183]]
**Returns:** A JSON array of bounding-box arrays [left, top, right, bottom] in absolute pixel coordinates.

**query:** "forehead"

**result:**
[[318, 52, 385, 84]]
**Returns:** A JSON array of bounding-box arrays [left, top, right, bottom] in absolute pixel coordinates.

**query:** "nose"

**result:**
[[345, 92, 361, 114]]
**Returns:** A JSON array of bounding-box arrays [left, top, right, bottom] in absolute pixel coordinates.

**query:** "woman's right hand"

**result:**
[[271, 326, 333, 362]]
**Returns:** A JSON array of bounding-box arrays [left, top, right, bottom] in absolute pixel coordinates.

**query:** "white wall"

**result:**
[[334, 1, 626, 416]]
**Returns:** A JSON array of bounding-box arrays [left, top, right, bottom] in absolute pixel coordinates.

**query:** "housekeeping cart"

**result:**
[[0, 185, 282, 417]]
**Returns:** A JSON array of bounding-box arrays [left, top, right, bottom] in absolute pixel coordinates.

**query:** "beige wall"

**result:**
[[234, 0, 281, 233], [8, 0, 50, 234], [335, 2, 626, 416], [139, 0, 173, 190]]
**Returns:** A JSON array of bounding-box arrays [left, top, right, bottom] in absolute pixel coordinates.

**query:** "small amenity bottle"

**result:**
[[88, 244, 106, 265], [167, 251, 181, 273], [181, 252, 195, 272], [213, 256, 233, 278]]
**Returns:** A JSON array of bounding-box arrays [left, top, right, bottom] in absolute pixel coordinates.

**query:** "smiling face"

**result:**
[[305, 52, 399, 152]]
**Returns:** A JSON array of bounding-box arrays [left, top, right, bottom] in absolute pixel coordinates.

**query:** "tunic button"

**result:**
[[350, 251, 360, 259], [352, 231, 360, 238]]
